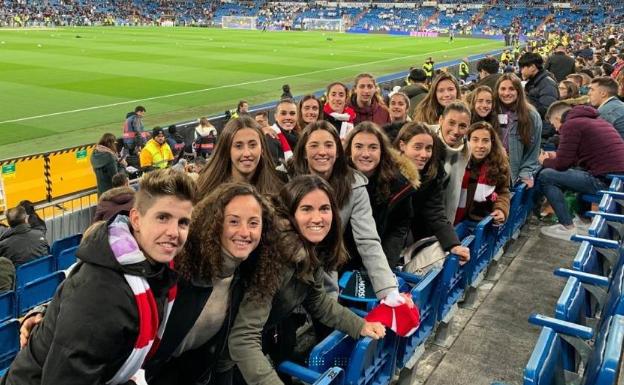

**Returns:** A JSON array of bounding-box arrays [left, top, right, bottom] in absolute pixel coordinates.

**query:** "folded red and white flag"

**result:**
[[365, 299, 420, 337]]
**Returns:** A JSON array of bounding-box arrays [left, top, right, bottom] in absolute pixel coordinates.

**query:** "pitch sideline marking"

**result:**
[[0, 41, 495, 125]]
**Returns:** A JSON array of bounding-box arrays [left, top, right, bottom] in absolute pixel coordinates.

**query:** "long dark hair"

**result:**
[[413, 72, 461, 124], [277, 175, 347, 275], [468, 86, 499, 131], [298, 94, 324, 130], [176, 183, 281, 296], [467, 122, 511, 187], [196, 116, 283, 197], [290, 120, 354, 209], [394, 122, 439, 182], [493, 73, 534, 146]]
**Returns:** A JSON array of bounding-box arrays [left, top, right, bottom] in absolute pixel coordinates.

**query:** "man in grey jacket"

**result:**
[[588, 76, 624, 139]]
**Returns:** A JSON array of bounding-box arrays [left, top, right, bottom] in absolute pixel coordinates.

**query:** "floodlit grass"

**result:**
[[0, 27, 502, 158]]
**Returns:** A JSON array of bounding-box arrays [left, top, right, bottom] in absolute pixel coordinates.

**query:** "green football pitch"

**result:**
[[0, 27, 502, 159]]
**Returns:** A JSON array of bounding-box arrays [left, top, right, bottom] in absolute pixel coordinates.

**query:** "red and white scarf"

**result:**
[[454, 162, 496, 224], [323, 103, 356, 139], [106, 216, 177, 385], [271, 123, 293, 161]]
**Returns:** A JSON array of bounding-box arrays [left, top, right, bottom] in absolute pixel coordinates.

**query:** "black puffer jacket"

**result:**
[[1, 220, 177, 385], [0, 224, 49, 266]]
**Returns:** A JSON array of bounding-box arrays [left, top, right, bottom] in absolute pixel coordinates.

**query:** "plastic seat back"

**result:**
[[0, 291, 16, 324], [57, 245, 78, 271], [18, 271, 64, 315], [50, 233, 82, 261], [0, 319, 19, 375], [523, 326, 567, 385], [583, 315, 624, 385], [15, 255, 55, 290]]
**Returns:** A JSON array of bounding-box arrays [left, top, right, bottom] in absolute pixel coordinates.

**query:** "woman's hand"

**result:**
[[20, 313, 43, 349], [360, 321, 386, 340], [383, 289, 406, 307], [450, 245, 470, 265], [521, 176, 534, 189], [491, 209, 506, 224]]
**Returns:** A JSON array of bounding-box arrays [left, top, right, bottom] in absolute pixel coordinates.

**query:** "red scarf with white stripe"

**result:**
[[106, 216, 177, 385], [271, 123, 293, 161], [323, 103, 356, 139], [454, 162, 496, 224]]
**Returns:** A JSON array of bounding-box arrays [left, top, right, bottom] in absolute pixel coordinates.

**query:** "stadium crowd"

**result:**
[[1, 9, 624, 385]]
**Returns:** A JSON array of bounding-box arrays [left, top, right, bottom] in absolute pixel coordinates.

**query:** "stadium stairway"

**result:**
[[402, 223, 579, 385]]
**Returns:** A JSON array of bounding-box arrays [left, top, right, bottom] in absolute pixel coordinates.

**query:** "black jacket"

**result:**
[[0, 223, 49, 266], [1, 220, 177, 385], [545, 52, 576, 82], [525, 69, 559, 120], [91, 150, 123, 196], [410, 163, 461, 252]]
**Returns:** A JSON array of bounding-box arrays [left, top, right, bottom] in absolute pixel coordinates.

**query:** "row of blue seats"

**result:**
[[522, 179, 624, 385], [278, 183, 536, 385], [0, 233, 81, 322]]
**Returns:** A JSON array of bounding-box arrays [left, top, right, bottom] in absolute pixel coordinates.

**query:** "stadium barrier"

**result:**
[[0, 47, 509, 208]]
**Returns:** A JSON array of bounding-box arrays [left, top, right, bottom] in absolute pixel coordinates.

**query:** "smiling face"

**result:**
[[469, 128, 492, 160], [355, 76, 376, 106], [439, 110, 470, 148], [130, 196, 193, 264], [328, 84, 347, 112], [497, 79, 519, 106], [276, 102, 298, 132], [400, 133, 434, 170], [474, 90, 493, 118], [220, 194, 262, 260], [350, 132, 381, 177], [436, 79, 458, 107], [294, 189, 333, 244], [389, 94, 408, 122], [305, 129, 337, 179], [230, 128, 261, 182], [301, 98, 320, 124]]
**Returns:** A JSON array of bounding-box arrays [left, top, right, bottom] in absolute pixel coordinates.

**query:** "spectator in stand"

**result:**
[[0, 210, 7, 238], [196, 116, 284, 198], [394, 122, 468, 274], [558, 80, 580, 100], [92, 172, 135, 223], [122, 105, 147, 155], [454, 122, 511, 225], [519, 52, 559, 141], [254, 111, 269, 128], [297, 94, 323, 130], [0, 257, 14, 292], [566, 73, 584, 90], [323, 82, 355, 139], [166, 125, 186, 157], [588, 76, 624, 139], [611, 53, 624, 79], [383, 92, 411, 142], [494, 73, 542, 186], [91, 133, 126, 196], [474, 57, 501, 92], [18, 200, 46, 235], [413, 73, 461, 125], [468, 86, 499, 131], [344, 122, 420, 267], [231, 100, 249, 119], [194, 117, 218, 159], [350, 73, 391, 126], [617, 71, 624, 100], [576, 43, 594, 61], [140, 127, 174, 172], [399, 68, 428, 117], [270, 98, 299, 163], [538, 102, 624, 240], [545, 44, 576, 82], [0, 206, 49, 267]]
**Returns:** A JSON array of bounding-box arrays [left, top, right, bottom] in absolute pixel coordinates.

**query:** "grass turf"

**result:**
[[0, 27, 502, 158]]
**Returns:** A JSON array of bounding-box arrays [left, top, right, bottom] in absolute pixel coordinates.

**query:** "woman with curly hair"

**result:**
[[413, 72, 461, 125], [344, 122, 420, 268], [144, 182, 281, 385], [229, 175, 387, 385], [196, 116, 284, 197], [287, 121, 404, 306], [454, 122, 511, 225]]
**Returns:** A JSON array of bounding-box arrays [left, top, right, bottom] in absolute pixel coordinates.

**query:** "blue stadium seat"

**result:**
[[56, 245, 78, 271], [50, 233, 82, 262], [15, 255, 56, 291], [461, 216, 496, 291], [278, 362, 344, 385], [17, 271, 64, 315], [587, 212, 624, 242], [0, 319, 19, 377], [437, 236, 474, 323], [394, 268, 441, 370], [0, 291, 16, 324]]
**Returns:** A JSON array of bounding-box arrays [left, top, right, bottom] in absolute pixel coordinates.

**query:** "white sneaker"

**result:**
[[540, 223, 576, 241], [573, 215, 591, 232]]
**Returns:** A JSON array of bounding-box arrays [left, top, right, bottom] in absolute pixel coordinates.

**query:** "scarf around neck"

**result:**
[[323, 103, 356, 139], [454, 161, 496, 224], [106, 216, 177, 385], [271, 123, 293, 161]]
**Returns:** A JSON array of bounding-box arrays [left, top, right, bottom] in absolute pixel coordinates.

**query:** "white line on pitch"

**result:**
[[0, 41, 495, 125]]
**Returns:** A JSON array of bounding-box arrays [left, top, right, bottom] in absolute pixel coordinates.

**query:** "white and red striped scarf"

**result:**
[[106, 216, 177, 385], [323, 103, 356, 139], [271, 123, 293, 161], [454, 162, 496, 224]]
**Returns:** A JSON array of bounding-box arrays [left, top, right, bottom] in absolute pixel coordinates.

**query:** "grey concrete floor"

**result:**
[[399, 222, 581, 385]]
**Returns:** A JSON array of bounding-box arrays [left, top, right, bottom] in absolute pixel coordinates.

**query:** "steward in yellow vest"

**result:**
[[423, 57, 434, 81], [459, 58, 470, 80], [140, 127, 174, 172]]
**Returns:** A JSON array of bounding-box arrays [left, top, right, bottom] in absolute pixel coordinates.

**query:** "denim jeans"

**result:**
[[535, 168, 607, 226]]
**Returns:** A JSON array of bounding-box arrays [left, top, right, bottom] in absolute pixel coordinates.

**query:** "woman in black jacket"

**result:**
[[343, 122, 420, 268], [394, 122, 470, 272]]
